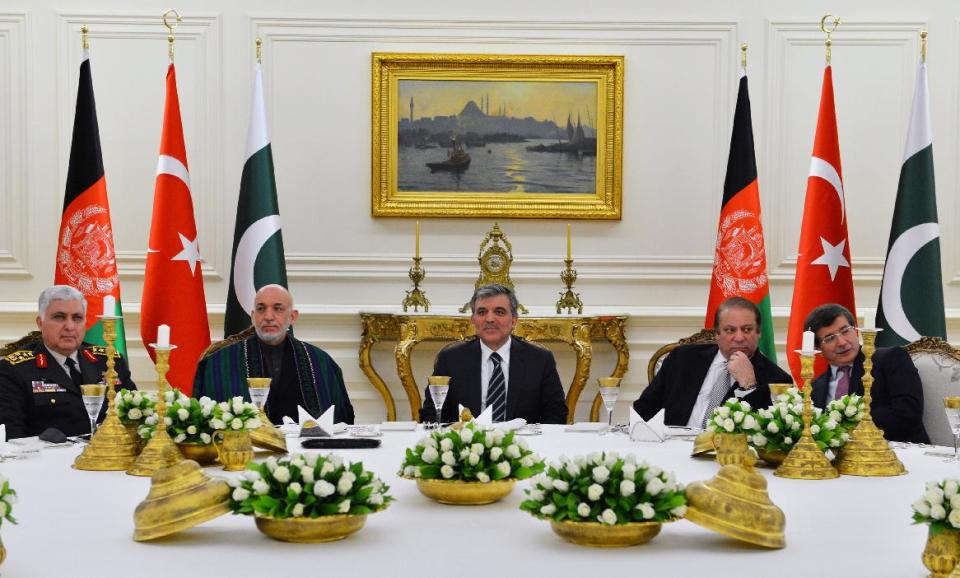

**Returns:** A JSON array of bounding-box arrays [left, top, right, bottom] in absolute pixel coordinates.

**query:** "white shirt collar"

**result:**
[[711, 349, 726, 367], [480, 336, 512, 365], [46, 347, 80, 368]]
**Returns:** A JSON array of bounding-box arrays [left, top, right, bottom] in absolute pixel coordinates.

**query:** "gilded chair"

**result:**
[[199, 326, 255, 360], [904, 336, 960, 447], [0, 331, 42, 358], [646, 328, 718, 384]]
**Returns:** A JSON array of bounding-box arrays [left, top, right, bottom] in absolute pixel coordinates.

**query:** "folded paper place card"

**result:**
[[564, 422, 607, 433], [629, 408, 666, 442], [379, 421, 418, 431]]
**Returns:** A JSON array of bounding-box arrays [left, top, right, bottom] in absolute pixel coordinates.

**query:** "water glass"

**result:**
[[944, 397, 960, 462], [598, 376, 622, 431], [427, 376, 451, 430], [80, 383, 107, 438]]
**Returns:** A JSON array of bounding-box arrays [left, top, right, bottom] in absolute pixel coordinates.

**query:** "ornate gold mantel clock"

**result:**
[[460, 223, 528, 314]]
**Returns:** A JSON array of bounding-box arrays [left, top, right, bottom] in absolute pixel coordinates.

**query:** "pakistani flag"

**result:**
[[876, 59, 946, 346], [224, 62, 288, 337]]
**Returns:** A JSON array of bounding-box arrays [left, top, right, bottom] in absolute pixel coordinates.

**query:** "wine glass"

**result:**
[[427, 376, 451, 431], [246, 377, 272, 424], [80, 383, 107, 439], [944, 397, 960, 462], [598, 377, 622, 433]]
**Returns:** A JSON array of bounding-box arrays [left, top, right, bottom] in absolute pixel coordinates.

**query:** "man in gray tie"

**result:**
[[805, 303, 928, 443], [633, 296, 792, 427], [420, 284, 568, 424]]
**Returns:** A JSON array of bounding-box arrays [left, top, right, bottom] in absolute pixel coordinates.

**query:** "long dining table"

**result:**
[[0, 425, 949, 577]]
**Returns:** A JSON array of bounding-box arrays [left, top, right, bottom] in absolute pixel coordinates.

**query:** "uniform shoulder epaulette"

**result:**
[[3, 350, 36, 365], [86, 345, 122, 359]]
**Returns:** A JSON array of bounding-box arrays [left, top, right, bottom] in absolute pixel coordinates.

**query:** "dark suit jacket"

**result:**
[[0, 341, 136, 439], [812, 347, 929, 444], [632, 343, 792, 426], [420, 337, 568, 424]]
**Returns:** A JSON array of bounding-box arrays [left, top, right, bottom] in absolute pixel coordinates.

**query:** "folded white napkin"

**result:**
[[495, 418, 527, 431], [564, 422, 607, 433], [279, 405, 346, 436], [629, 408, 666, 442], [474, 405, 494, 425], [379, 421, 417, 431]]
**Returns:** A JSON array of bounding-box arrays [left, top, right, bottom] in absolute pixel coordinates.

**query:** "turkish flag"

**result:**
[[786, 66, 856, 384], [141, 64, 210, 395]]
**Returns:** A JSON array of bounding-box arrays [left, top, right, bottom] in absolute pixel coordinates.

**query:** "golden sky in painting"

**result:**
[[399, 79, 598, 127]]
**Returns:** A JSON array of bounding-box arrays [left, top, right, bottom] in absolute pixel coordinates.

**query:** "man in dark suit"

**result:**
[[420, 284, 567, 424], [0, 285, 136, 439], [633, 296, 792, 427], [805, 303, 929, 444]]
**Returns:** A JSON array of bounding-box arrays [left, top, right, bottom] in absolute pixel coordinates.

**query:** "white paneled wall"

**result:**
[[3, 1, 960, 423]]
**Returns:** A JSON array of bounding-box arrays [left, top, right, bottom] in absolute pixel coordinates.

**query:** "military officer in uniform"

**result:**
[[0, 285, 136, 439]]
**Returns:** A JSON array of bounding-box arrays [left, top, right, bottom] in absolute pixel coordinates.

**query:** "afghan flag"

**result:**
[[223, 62, 287, 338], [141, 63, 211, 395], [55, 47, 126, 356], [786, 65, 856, 384], [705, 69, 776, 362], [876, 59, 946, 346]]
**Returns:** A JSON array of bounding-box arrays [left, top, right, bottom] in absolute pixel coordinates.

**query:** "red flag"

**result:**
[[141, 64, 210, 395], [786, 66, 856, 384]]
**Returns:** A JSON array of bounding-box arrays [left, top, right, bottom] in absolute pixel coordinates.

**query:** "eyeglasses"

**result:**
[[820, 325, 857, 346]]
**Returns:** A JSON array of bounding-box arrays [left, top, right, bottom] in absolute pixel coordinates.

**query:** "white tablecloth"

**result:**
[[0, 427, 952, 578]]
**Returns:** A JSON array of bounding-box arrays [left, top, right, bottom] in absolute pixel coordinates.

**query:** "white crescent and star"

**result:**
[[233, 215, 283, 314], [147, 154, 203, 275], [880, 222, 940, 341], [807, 156, 850, 281], [810, 237, 849, 281]]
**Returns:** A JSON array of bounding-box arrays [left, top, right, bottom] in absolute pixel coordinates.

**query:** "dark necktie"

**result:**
[[835, 365, 851, 399], [702, 362, 731, 428], [64, 357, 83, 389], [487, 352, 506, 422]]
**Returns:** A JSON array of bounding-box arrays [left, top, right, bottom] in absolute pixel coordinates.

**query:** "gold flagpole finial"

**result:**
[[820, 14, 841, 66], [921, 29, 928, 64], [80, 25, 89, 50], [740, 42, 747, 70], [256, 37, 262, 63], [162, 9, 181, 62]]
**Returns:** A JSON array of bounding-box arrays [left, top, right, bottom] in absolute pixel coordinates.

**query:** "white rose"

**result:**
[[527, 489, 544, 502], [565, 462, 581, 478], [368, 492, 384, 506], [717, 406, 730, 418], [441, 451, 456, 466], [552, 479, 569, 493], [337, 472, 356, 495], [164, 416, 174, 427], [244, 418, 260, 430], [338, 499, 351, 514], [599, 508, 617, 525], [243, 470, 261, 482], [743, 415, 757, 431], [468, 453, 480, 466], [232, 397, 245, 414], [230, 417, 242, 430], [951, 495, 960, 511], [440, 437, 454, 452], [592, 465, 610, 484], [497, 461, 511, 477], [403, 465, 416, 478], [723, 418, 735, 432], [588, 452, 603, 465], [587, 483, 604, 501], [441, 465, 455, 479], [810, 424, 821, 435], [128, 408, 143, 421], [252, 479, 270, 495], [422, 436, 438, 449], [273, 466, 291, 484], [740, 401, 751, 411], [784, 414, 795, 426], [232, 487, 250, 501], [460, 428, 474, 444], [637, 502, 655, 519], [767, 422, 779, 434], [264, 456, 278, 472], [476, 472, 490, 483], [289, 482, 302, 495], [783, 437, 793, 445], [292, 503, 305, 517], [751, 433, 767, 447], [421, 446, 439, 464], [314, 480, 335, 498], [946, 480, 960, 498], [603, 452, 619, 467], [577, 502, 591, 517], [931, 504, 947, 520], [173, 433, 187, 443], [670, 505, 687, 517], [622, 464, 636, 480], [490, 447, 503, 461], [540, 503, 557, 516], [209, 418, 224, 430], [185, 424, 197, 435], [950, 508, 960, 529], [791, 420, 801, 431], [520, 455, 535, 468], [829, 410, 842, 422], [646, 477, 665, 496], [733, 411, 744, 423], [620, 479, 636, 497], [506, 444, 521, 459], [926, 489, 946, 505], [176, 408, 189, 421], [492, 429, 505, 445], [470, 443, 484, 455], [537, 475, 554, 491]]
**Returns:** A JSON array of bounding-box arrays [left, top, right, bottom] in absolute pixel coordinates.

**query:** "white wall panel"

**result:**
[[0, 13, 29, 277]]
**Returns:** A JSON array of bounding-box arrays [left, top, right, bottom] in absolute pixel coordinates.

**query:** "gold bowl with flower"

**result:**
[[691, 432, 716, 456], [549, 519, 664, 547], [414, 478, 515, 505], [175, 442, 219, 465], [255, 514, 367, 543]]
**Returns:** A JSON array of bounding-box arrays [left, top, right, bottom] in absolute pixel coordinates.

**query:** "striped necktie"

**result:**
[[702, 362, 731, 428], [835, 365, 851, 399], [487, 352, 506, 422]]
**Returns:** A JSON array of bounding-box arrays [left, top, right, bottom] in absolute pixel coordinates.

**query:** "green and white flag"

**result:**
[[876, 60, 946, 346], [224, 62, 288, 337]]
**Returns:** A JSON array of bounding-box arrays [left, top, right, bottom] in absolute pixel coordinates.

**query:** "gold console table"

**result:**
[[359, 311, 629, 423]]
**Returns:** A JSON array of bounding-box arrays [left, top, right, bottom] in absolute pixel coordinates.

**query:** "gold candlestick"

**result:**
[[556, 259, 583, 314], [73, 316, 140, 470], [128, 346, 183, 476], [774, 351, 839, 479], [834, 328, 906, 476], [402, 256, 430, 312]]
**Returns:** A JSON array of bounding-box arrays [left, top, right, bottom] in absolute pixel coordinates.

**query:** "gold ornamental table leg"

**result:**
[[358, 315, 398, 421], [565, 323, 592, 424], [834, 328, 906, 476], [395, 321, 424, 421], [590, 317, 629, 422], [774, 350, 839, 480], [74, 316, 139, 471], [128, 345, 183, 476]]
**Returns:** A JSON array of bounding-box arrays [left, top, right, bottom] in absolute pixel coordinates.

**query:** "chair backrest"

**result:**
[[904, 336, 960, 447], [647, 328, 717, 384], [0, 331, 41, 358], [200, 326, 255, 360]]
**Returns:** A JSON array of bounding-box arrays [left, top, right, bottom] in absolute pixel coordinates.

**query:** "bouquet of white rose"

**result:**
[[750, 387, 847, 454], [913, 479, 960, 534], [520, 452, 687, 526], [211, 397, 261, 433], [0, 474, 16, 527], [399, 422, 544, 482], [826, 393, 865, 433], [229, 453, 392, 519], [139, 392, 259, 443], [705, 399, 759, 435], [115, 389, 156, 426]]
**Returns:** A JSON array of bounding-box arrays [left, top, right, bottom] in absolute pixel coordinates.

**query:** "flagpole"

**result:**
[[921, 29, 927, 63], [820, 14, 841, 65], [81, 24, 88, 50], [256, 36, 262, 63], [162, 9, 181, 62], [741, 42, 747, 71]]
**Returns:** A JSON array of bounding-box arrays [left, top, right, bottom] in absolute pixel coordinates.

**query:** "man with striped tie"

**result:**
[[420, 284, 567, 425]]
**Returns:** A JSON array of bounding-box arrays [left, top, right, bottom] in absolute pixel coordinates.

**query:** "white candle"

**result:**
[[102, 295, 116, 317], [802, 330, 815, 353], [157, 324, 170, 348], [862, 309, 876, 331]]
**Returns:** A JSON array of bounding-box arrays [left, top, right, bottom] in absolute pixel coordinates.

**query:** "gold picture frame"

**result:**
[[372, 53, 624, 219]]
